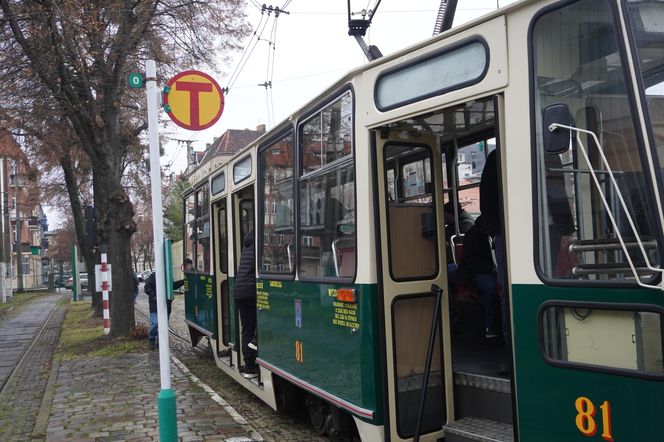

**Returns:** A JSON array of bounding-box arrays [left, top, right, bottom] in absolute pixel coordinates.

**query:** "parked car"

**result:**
[[139, 270, 152, 282], [65, 272, 88, 290]]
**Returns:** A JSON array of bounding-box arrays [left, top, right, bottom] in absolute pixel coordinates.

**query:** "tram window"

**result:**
[[218, 205, 228, 274], [385, 144, 438, 280], [299, 162, 355, 280], [259, 133, 295, 275], [375, 40, 488, 111], [541, 304, 664, 377], [211, 171, 225, 195], [392, 295, 445, 436], [233, 156, 252, 184], [531, 0, 660, 283], [626, 1, 664, 177], [184, 193, 195, 265], [195, 185, 211, 273], [301, 90, 353, 175]]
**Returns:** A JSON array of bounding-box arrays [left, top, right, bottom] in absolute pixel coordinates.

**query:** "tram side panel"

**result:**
[[255, 278, 383, 424], [183, 273, 217, 343]]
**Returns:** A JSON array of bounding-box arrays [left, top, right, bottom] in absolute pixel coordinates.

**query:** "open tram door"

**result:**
[[211, 187, 231, 358], [373, 96, 514, 441], [373, 126, 451, 441], [231, 184, 254, 370]]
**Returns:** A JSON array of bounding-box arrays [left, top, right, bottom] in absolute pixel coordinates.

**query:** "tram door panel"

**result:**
[[213, 199, 230, 351], [232, 189, 254, 366], [375, 134, 452, 441]]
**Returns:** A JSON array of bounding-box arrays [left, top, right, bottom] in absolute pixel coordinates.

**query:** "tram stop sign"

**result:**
[[163, 70, 224, 131]]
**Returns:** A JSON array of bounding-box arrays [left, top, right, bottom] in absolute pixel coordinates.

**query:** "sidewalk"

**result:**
[[0, 297, 262, 441], [45, 353, 254, 441]]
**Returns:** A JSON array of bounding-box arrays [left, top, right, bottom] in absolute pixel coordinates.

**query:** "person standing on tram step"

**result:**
[[145, 258, 193, 350], [234, 231, 258, 379], [480, 149, 507, 341]]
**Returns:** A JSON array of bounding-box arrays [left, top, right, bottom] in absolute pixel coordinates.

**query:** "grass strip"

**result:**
[[56, 301, 146, 360]]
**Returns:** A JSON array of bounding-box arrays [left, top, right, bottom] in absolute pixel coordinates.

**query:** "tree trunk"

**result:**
[[60, 154, 98, 313], [96, 170, 136, 337]]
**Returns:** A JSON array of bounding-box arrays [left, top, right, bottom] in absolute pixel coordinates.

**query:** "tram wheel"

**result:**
[[306, 396, 331, 435]]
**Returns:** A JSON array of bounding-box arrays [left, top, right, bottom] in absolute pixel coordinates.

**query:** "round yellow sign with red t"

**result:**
[[163, 71, 224, 131]]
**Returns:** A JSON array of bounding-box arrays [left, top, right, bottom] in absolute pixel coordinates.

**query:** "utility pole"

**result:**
[[14, 161, 22, 292], [1, 159, 11, 299]]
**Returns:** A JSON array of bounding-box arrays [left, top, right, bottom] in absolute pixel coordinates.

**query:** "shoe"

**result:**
[[149, 338, 156, 350], [248, 339, 258, 351], [241, 365, 259, 379], [485, 328, 499, 339]]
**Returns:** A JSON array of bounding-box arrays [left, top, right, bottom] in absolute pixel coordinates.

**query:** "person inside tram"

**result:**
[[479, 149, 506, 341], [455, 215, 500, 338], [543, 151, 577, 277], [234, 230, 259, 379], [444, 202, 475, 331]]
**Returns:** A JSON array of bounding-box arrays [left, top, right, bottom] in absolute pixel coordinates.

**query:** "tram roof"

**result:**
[[199, 0, 532, 179]]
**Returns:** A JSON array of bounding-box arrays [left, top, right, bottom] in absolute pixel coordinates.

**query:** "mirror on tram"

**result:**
[[542, 103, 574, 154]]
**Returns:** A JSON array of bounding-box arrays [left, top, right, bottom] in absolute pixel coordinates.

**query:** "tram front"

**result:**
[[518, 0, 664, 440]]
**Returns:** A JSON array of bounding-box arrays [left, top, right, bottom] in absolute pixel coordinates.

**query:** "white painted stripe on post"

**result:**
[[101, 253, 110, 335]]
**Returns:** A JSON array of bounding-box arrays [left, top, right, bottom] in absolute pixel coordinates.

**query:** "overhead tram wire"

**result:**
[[224, 10, 271, 94]]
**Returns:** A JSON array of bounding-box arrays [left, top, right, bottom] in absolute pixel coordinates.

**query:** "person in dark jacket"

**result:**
[[145, 258, 193, 349], [456, 216, 499, 338], [235, 231, 258, 378]]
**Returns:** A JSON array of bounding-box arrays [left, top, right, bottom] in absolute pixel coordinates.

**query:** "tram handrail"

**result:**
[[287, 244, 293, 272], [549, 123, 663, 290]]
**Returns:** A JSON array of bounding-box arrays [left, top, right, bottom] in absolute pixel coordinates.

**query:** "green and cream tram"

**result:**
[[181, 0, 664, 440]]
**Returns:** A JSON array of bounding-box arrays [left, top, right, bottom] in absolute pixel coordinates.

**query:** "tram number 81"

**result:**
[[575, 396, 614, 441], [295, 340, 304, 364]]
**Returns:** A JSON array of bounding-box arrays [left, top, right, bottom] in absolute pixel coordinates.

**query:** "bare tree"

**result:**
[[0, 1, 249, 336]]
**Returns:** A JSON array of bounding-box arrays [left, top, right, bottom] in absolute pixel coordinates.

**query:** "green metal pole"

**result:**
[[71, 245, 78, 301], [157, 388, 177, 441], [146, 60, 178, 441]]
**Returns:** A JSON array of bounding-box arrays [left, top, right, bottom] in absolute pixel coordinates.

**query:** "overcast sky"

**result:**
[[159, 0, 509, 175]]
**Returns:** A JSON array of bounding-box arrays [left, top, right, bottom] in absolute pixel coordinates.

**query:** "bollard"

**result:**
[[101, 253, 110, 335]]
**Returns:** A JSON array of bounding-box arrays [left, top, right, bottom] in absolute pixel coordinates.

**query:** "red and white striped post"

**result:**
[[101, 253, 110, 335]]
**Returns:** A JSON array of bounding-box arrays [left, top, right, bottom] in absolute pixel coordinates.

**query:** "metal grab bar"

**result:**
[[331, 238, 355, 277], [549, 123, 664, 290], [570, 239, 658, 253], [573, 263, 655, 276], [287, 244, 293, 272]]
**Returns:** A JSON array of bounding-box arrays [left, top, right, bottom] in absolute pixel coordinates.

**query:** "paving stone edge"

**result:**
[[32, 359, 60, 438], [171, 355, 264, 441]]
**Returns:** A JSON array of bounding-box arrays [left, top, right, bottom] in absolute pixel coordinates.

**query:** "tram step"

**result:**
[[453, 372, 512, 424], [444, 417, 514, 442]]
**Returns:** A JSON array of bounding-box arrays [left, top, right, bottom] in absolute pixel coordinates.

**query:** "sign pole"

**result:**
[[145, 59, 178, 441]]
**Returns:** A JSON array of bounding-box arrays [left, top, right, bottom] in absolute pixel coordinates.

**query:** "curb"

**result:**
[[32, 360, 60, 437]]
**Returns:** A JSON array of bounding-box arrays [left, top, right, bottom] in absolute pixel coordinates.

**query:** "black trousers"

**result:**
[[236, 296, 257, 366]]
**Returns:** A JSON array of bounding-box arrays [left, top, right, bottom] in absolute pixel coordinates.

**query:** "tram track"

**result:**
[[0, 295, 64, 398], [134, 306, 210, 358]]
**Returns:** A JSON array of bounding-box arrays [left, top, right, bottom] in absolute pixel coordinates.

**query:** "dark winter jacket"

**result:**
[[144, 272, 173, 315], [456, 216, 496, 282], [480, 150, 500, 236], [234, 232, 256, 300]]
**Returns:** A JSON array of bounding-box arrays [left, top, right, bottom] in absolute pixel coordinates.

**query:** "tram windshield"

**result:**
[[626, 0, 664, 176], [531, 0, 661, 283]]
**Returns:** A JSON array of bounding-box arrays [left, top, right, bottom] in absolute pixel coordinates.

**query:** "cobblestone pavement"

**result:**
[[0, 294, 67, 440], [45, 353, 253, 441], [136, 292, 328, 442]]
